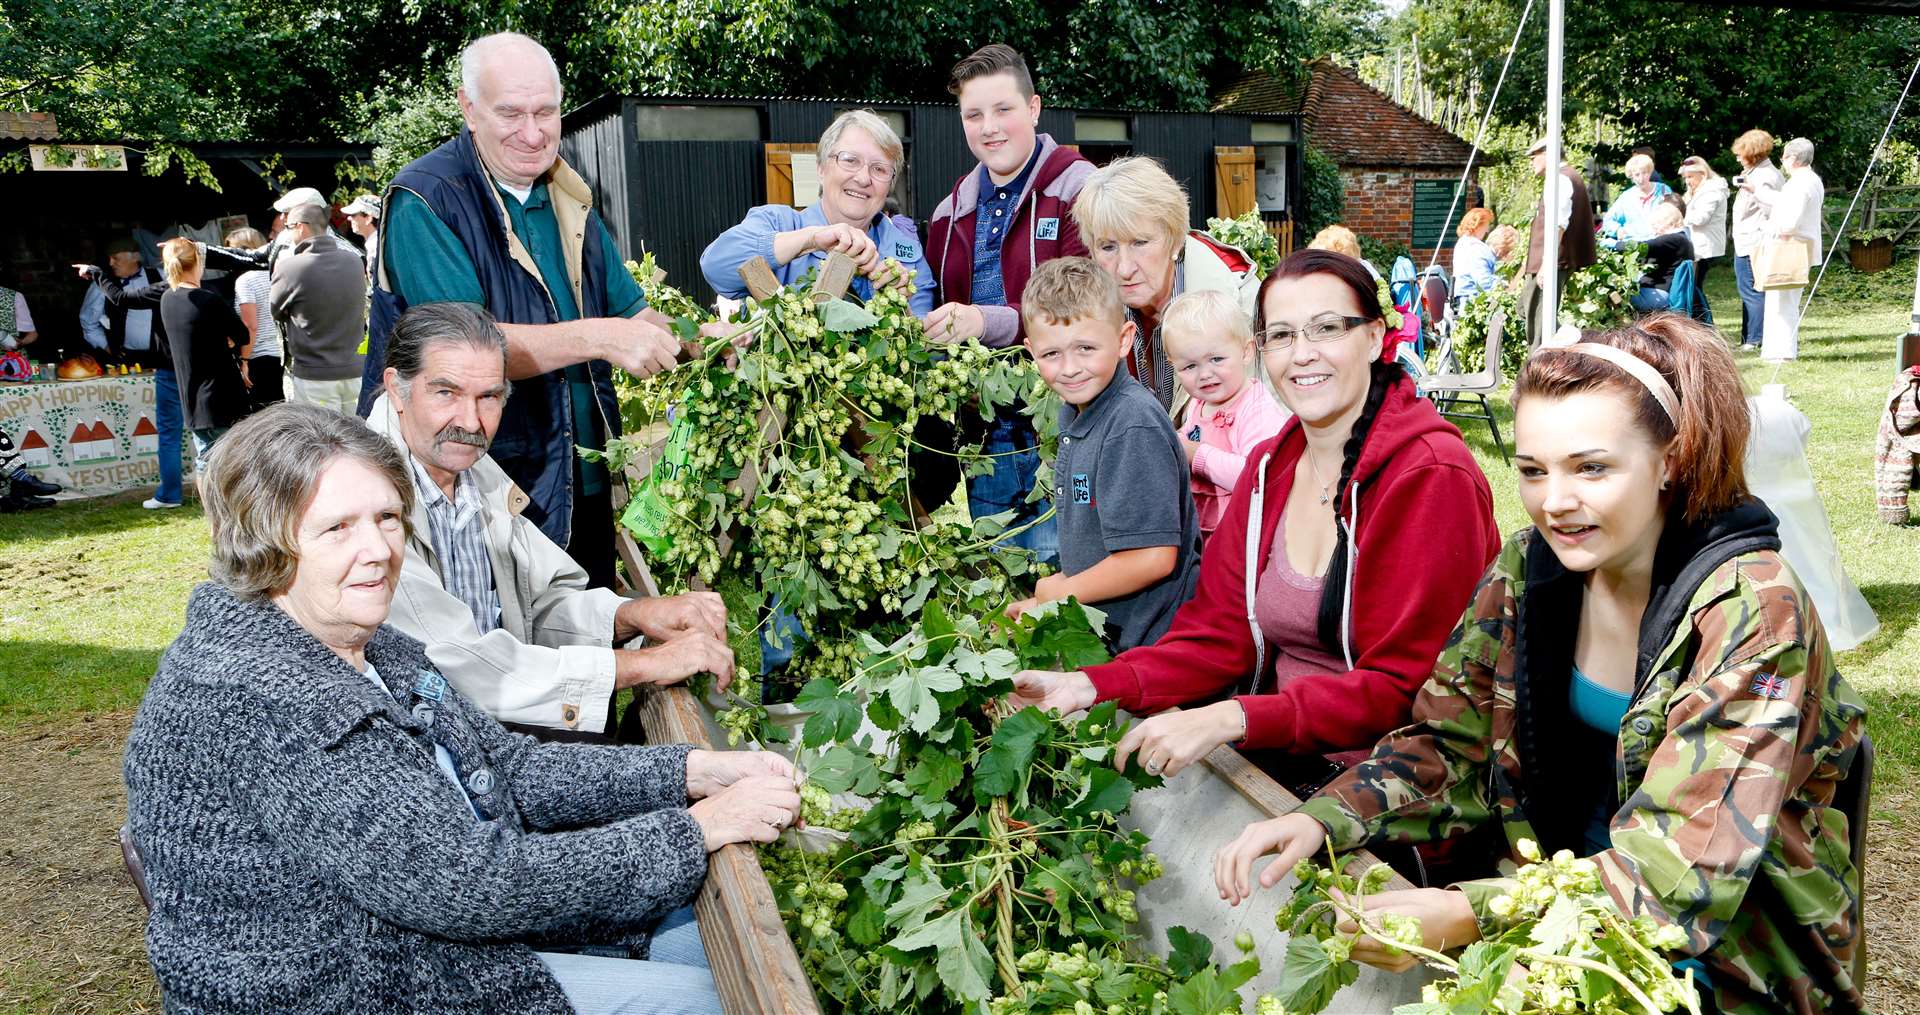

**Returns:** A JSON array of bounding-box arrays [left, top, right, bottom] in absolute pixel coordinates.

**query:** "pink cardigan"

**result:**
[[1182, 380, 1289, 535]]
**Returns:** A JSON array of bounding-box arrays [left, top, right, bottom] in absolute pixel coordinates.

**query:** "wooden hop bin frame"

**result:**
[[606, 255, 1418, 1013]]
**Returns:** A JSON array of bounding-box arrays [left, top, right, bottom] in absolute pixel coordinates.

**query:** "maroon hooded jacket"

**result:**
[[1084, 375, 1501, 754], [925, 133, 1093, 347]]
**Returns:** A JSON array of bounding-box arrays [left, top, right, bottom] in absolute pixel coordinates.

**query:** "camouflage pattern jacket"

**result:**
[[1298, 502, 1867, 1014]]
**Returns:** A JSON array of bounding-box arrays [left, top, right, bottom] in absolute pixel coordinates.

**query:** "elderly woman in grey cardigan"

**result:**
[[123, 402, 801, 1015]]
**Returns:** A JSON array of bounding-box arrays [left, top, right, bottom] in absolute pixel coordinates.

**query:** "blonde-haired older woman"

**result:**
[[1451, 207, 1499, 304], [1601, 152, 1674, 245], [125, 402, 802, 1014], [1071, 155, 1260, 414], [1676, 155, 1728, 294], [702, 108, 933, 313]]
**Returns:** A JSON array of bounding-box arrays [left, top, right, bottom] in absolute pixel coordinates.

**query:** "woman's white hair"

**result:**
[[1624, 153, 1654, 176], [1782, 137, 1816, 168], [817, 110, 904, 176], [461, 32, 563, 105], [1071, 156, 1191, 250]]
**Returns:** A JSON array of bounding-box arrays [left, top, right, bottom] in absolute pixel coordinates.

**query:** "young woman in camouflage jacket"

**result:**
[[1216, 315, 1867, 1014]]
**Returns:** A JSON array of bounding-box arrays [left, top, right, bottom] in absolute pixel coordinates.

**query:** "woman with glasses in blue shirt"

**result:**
[[701, 109, 934, 315]]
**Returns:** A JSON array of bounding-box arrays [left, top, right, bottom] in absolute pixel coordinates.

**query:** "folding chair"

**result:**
[[1418, 308, 1509, 463], [119, 823, 153, 911], [1833, 733, 1874, 987]]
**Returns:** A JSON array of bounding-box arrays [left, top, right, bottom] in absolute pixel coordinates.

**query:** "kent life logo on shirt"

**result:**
[[1072, 473, 1091, 505], [894, 242, 916, 260], [1036, 218, 1061, 241]]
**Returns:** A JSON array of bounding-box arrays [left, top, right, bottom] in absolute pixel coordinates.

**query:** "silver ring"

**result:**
[[1145, 758, 1163, 776]]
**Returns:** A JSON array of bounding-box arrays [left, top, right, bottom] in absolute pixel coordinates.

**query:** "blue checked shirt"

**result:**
[[412, 459, 502, 635]]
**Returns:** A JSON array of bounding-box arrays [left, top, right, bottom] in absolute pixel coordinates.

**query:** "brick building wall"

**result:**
[[1340, 166, 1479, 273]]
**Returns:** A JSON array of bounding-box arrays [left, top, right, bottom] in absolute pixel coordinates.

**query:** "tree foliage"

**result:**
[[581, 0, 1308, 110], [1387, 0, 1920, 183]]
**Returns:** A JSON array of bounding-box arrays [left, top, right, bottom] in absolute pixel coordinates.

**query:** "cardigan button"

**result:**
[[410, 702, 435, 727], [1631, 716, 1654, 736], [467, 768, 496, 795]]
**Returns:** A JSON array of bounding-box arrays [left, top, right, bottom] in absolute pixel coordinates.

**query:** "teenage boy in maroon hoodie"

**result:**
[[925, 44, 1093, 563]]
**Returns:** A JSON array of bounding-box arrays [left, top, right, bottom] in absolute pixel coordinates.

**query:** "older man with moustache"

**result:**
[[366, 31, 691, 591], [368, 303, 734, 740]]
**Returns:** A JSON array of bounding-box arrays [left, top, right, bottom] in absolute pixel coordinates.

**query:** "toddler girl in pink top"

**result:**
[[1164, 290, 1289, 539]]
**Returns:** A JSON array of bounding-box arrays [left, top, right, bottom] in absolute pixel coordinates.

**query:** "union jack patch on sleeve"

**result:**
[[1748, 673, 1790, 700]]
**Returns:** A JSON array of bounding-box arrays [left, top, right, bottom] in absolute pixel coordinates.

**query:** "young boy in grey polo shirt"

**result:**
[[1004, 258, 1199, 650]]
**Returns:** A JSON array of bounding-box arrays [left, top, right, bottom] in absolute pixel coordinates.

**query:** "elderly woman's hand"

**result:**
[[869, 259, 917, 295], [810, 223, 880, 274], [688, 774, 803, 851], [685, 748, 797, 800]]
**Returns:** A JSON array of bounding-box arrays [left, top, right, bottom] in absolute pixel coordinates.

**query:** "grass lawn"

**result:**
[[1, 259, 1918, 1012], [0, 494, 211, 725]]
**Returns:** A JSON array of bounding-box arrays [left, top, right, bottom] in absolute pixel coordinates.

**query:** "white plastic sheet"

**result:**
[[1745, 392, 1879, 650]]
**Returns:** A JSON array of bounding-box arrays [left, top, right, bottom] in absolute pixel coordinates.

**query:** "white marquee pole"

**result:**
[[1538, 0, 1566, 344]]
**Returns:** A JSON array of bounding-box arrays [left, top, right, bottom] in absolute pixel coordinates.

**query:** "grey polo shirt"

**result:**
[[1053, 369, 1201, 651]]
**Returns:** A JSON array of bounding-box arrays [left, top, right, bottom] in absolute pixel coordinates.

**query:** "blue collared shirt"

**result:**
[[969, 147, 1043, 307], [699, 203, 936, 315]]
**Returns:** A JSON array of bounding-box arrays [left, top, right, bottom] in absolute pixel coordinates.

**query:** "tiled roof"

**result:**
[[1213, 58, 1473, 168], [0, 111, 58, 140]]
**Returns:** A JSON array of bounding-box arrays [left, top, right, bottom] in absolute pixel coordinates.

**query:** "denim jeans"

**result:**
[[1630, 287, 1670, 313], [535, 905, 720, 1015], [967, 415, 1058, 565], [1732, 255, 1764, 346], [189, 426, 229, 465], [152, 369, 184, 504]]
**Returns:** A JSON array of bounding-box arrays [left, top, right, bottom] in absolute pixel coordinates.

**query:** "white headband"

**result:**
[[1563, 342, 1678, 425]]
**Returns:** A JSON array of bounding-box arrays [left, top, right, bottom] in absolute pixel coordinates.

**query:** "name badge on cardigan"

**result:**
[[413, 670, 448, 703]]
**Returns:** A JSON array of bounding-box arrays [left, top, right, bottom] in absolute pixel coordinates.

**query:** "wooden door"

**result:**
[[1214, 146, 1256, 219], [763, 142, 815, 207]]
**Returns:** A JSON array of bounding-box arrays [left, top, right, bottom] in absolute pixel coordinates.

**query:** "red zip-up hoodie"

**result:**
[[925, 133, 1093, 347], [1084, 375, 1501, 754]]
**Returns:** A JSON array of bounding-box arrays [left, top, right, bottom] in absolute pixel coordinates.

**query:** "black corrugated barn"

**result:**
[[559, 95, 1303, 305]]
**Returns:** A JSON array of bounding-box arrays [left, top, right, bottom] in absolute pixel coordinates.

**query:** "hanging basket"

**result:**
[[1849, 236, 1895, 274]]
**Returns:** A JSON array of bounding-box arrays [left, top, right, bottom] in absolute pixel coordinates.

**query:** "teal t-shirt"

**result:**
[[384, 184, 646, 498]]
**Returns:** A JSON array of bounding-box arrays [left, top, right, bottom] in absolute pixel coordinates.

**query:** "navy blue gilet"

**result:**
[[360, 129, 620, 549]]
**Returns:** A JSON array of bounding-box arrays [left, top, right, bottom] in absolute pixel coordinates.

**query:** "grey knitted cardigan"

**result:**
[[123, 582, 708, 1013]]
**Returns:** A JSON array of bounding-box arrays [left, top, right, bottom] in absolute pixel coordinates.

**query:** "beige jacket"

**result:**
[[1758, 165, 1826, 265], [368, 394, 622, 732]]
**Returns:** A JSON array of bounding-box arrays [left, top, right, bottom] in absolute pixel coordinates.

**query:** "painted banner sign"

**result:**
[[0, 376, 189, 498]]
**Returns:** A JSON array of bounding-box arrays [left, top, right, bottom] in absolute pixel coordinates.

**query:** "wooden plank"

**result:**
[[632, 685, 822, 1015], [738, 256, 782, 300], [810, 251, 856, 304], [1214, 146, 1257, 219]]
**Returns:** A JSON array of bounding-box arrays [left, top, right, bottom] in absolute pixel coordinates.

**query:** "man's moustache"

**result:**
[[435, 426, 490, 449]]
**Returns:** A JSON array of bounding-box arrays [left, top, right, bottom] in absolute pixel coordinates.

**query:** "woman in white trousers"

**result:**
[[1744, 137, 1824, 362]]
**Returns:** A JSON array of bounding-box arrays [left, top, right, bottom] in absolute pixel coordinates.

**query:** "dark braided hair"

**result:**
[[1254, 249, 1405, 656], [1314, 358, 1403, 651]]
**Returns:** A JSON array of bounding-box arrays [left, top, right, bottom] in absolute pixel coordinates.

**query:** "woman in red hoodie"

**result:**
[[1010, 249, 1501, 795]]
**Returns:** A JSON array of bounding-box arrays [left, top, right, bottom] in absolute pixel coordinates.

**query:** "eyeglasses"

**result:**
[[1258, 314, 1370, 350], [827, 150, 897, 182]]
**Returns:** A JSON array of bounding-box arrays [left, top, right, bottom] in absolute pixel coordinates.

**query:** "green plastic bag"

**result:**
[[620, 401, 696, 558]]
